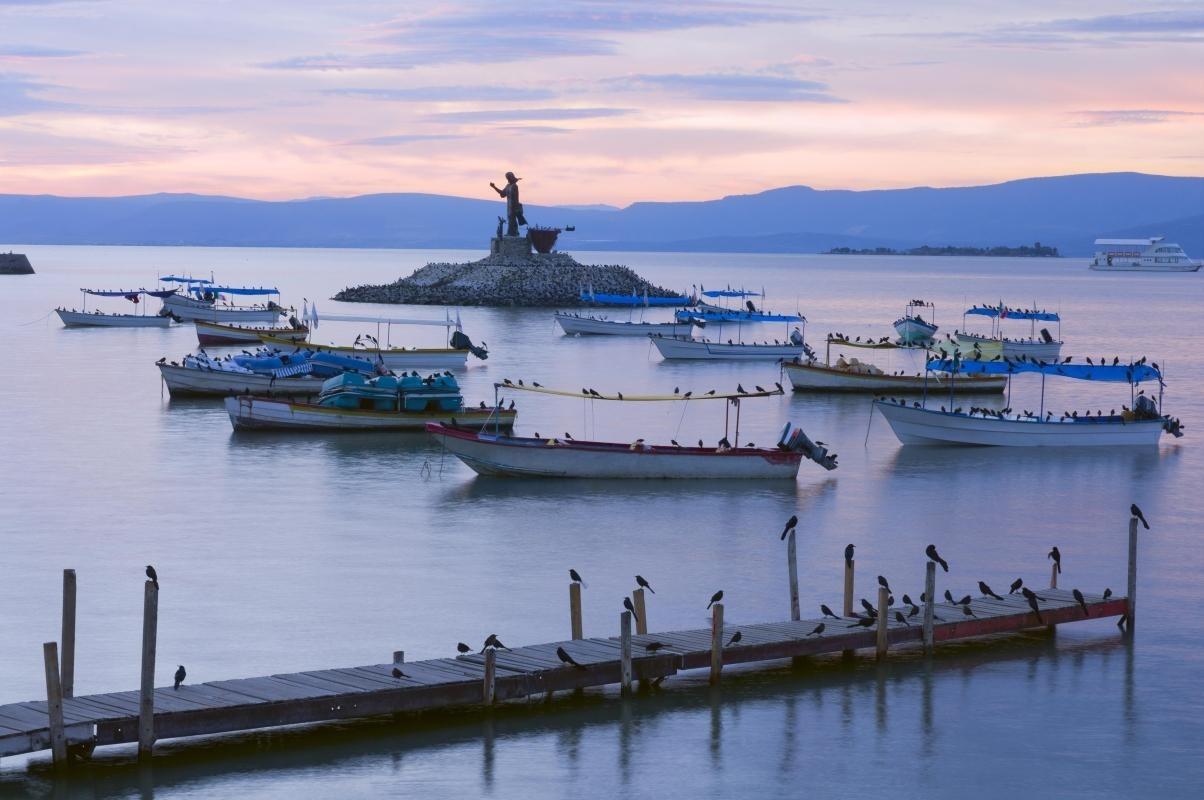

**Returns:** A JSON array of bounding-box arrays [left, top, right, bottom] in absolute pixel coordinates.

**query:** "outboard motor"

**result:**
[[745, 300, 757, 313], [1133, 394, 1158, 419], [789, 328, 805, 346], [450, 330, 489, 360], [1039, 327, 1054, 344]]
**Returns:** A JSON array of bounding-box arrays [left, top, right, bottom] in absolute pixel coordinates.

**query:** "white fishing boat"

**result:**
[[158, 276, 286, 323], [225, 372, 515, 432], [429, 383, 838, 480], [195, 319, 309, 346], [158, 361, 325, 397], [56, 288, 178, 328], [955, 302, 1063, 361], [893, 300, 938, 344], [555, 312, 696, 337], [650, 330, 806, 361], [1089, 237, 1200, 272], [873, 357, 1181, 447]]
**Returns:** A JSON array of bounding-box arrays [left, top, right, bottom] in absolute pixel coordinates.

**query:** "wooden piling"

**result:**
[[632, 589, 648, 636], [922, 562, 936, 653], [569, 582, 583, 640], [138, 580, 158, 758], [876, 586, 889, 659], [483, 648, 496, 705], [843, 557, 854, 617], [1050, 562, 1058, 589], [709, 603, 724, 685], [787, 531, 800, 622], [42, 642, 68, 767], [1127, 517, 1138, 632], [61, 569, 76, 699], [392, 650, 404, 664], [620, 611, 633, 695]]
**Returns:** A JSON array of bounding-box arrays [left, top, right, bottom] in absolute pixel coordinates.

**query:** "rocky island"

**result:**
[[1, 252, 34, 274], [335, 171, 677, 307]]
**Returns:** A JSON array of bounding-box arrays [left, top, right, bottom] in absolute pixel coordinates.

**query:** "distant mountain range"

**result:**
[[1, 172, 1201, 256]]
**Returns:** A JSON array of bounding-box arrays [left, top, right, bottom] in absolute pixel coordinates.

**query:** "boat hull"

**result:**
[[57, 309, 172, 328], [1089, 262, 1200, 272], [163, 294, 283, 323], [196, 321, 308, 346], [260, 337, 469, 369], [428, 425, 803, 479], [158, 363, 325, 397], [226, 397, 515, 431], [874, 401, 1165, 446], [650, 336, 804, 361], [784, 362, 1005, 393], [893, 317, 938, 343], [955, 333, 1062, 361], [555, 314, 694, 337]]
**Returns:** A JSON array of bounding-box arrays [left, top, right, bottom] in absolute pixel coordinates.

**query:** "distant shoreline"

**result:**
[[826, 244, 1060, 257]]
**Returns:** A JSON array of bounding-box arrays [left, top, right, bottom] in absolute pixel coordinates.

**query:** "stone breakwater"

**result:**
[[334, 251, 679, 307]]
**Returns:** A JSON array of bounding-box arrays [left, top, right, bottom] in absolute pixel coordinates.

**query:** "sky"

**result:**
[[0, 0, 1202, 204]]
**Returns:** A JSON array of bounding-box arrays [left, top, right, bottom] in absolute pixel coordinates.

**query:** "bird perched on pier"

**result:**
[[1131, 503, 1150, 529], [707, 590, 724, 609], [726, 631, 742, 647], [780, 514, 798, 540], [623, 596, 640, 622], [569, 569, 587, 588], [645, 642, 666, 652], [636, 575, 655, 594], [820, 604, 839, 619], [1062, 586, 1090, 617], [1025, 593, 1043, 623], [807, 623, 825, 637], [978, 581, 1004, 601], [902, 594, 915, 607], [564, 432, 574, 440], [877, 575, 892, 593], [845, 543, 856, 567], [737, 384, 748, 395], [847, 617, 876, 628], [557, 646, 587, 670], [1048, 546, 1061, 574], [961, 604, 977, 618], [392, 666, 409, 679], [671, 439, 681, 448], [944, 589, 956, 604], [956, 594, 972, 606], [145, 565, 159, 588], [1103, 588, 1113, 601], [1009, 578, 1023, 594], [173, 665, 186, 690], [457, 642, 471, 655], [481, 634, 508, 652], [860, 598, 878, 617], [925, 544, 949, 572]]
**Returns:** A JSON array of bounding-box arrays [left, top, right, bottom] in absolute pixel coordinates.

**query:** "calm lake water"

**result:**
[[1, 245, 1201, 798]]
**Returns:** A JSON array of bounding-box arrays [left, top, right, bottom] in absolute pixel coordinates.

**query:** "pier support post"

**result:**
[[483, 648, 496, 705], [922, 562, 936, 653], [843, 556, 854, 617], [876, 587, 889, 659], [1127, 517, 1138, 633], [138, 580, 158, 758], [569, 582, 583, 640], [709, 603, 724, 685], [620, 611, 633, 695], [632, 588, 648, 636], [392, 650, 404, 664], [61, 569, 76, 699], [42, 642, 68, 768], [1050, 562, 1058, 589], [787, 531, 800, 622]]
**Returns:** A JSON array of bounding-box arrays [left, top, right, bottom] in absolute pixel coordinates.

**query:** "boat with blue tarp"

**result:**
[[56, 288, 179, 328], [954, 302, 1063, 360], [159, 277, 288, 323]]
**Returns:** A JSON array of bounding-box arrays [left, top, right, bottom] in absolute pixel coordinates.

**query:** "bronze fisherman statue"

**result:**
[[489, 171, 528, 237]]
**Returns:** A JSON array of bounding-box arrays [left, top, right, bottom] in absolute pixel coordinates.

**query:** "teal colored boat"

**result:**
[[317, 372, 463, 413]]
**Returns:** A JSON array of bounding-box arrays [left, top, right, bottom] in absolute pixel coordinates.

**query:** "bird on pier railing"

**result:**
[[820, 604, 839, 619], [174, 665, 186, 690], [895, 611, 910, 627], [847, 617, 876, 629], [726, 631, 742, 647], [1103, 588, 1113, 601], [145, 565, 159, 588], [845, 543, 856, 567], [1021, 586, 1048, 604], [635, 575, 655, 594], [1024, 593, 1043, 623], [1073, 589, 1090, 616], [557, 646, 587, 670], [707, 590, 724, 609], [1009, 578, 1023, 594], [623, 596, 640, 622], [780, 515, 798, 540], [457, 642, 471, 655], [878, 575, 892, 593], [807, 623, 825, 637], [392, 666, 409, 679], [944, 590, 956, 604], [1131, 503, 1150, 529], [979, 581, 1004, 601], [860, 598, 878, 617], [481, 634, 508, 652], [961, 604, 977, 618], [645, 642, 666, 652], [1048, 546, 1061, 574], [956, 594, 972, 606], [569, 569, 587, 588], [925, 544, 949, 572]]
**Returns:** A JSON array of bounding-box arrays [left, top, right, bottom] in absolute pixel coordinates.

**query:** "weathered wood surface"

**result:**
[[0, 589, 1126, 760]]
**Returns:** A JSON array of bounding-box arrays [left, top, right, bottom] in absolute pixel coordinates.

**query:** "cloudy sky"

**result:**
[[1, 0, 1202, 203]]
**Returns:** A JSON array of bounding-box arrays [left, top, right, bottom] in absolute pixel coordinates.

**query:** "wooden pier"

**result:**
[[0, 520, 1139, 769]]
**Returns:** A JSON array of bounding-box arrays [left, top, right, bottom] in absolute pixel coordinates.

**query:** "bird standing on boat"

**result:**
[[1131, 503, 1150, 529], [925, 545, 949, 572], [174, 665, 186, 690]]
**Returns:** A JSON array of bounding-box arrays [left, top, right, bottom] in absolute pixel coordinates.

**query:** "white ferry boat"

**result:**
[[1089, 238, 1200, 272]]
